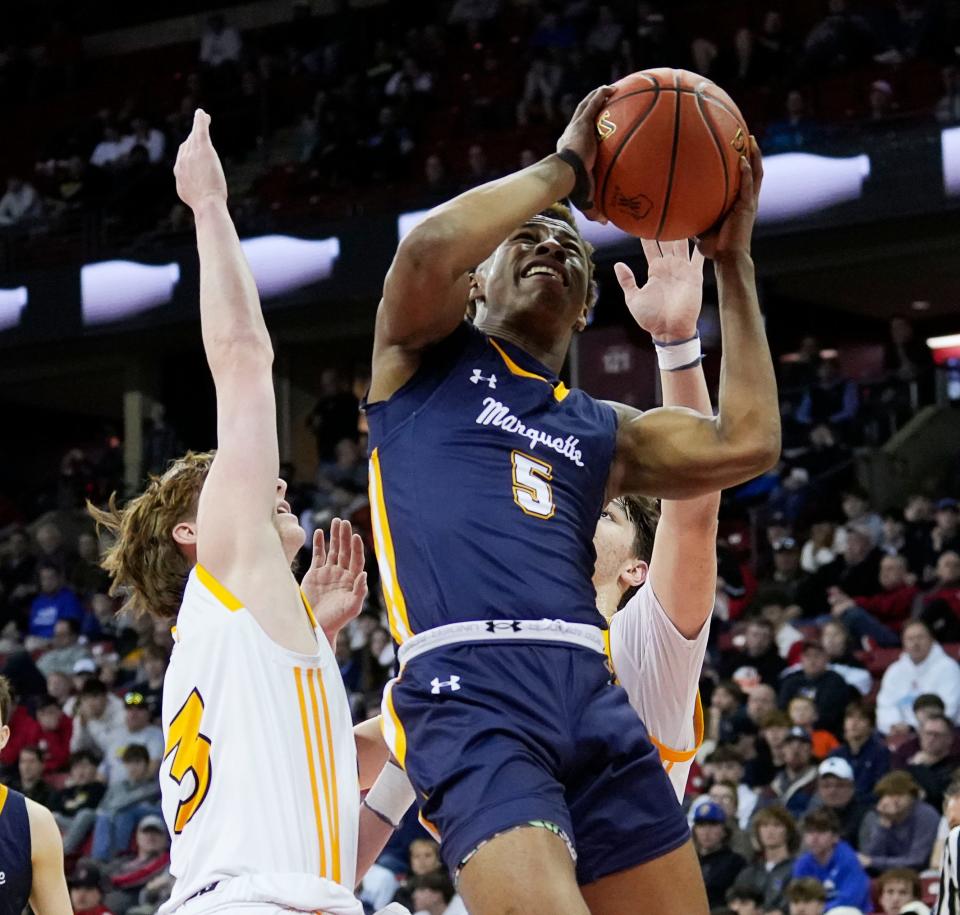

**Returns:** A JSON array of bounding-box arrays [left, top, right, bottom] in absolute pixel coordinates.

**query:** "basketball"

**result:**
[[592, 68, 750, 241]]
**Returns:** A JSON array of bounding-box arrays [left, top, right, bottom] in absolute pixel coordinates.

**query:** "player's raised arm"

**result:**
[[370, 85, 613, 402], [174, 111, 289, 593], [607, 137, 780, 500], [614, 240, 719, 638]]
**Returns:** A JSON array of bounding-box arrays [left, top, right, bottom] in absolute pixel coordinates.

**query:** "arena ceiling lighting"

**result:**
[[81, 260, 180, 326], [397, 152, 872, 250], [942, 126, 960, 196], [238, 235, 340, 299], [0, 286, 28, 331]]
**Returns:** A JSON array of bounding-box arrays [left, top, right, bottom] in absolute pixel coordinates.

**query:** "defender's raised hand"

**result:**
[[614, 239, 704, 342], [301, 517, 368, 644], [173, 109, 228, 211]]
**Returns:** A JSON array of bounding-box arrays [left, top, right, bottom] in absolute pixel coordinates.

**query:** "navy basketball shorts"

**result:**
[[382, 640, 690, 885]]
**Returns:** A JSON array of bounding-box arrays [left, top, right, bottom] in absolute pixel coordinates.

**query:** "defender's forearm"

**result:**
[[194, 197, 271, 366]]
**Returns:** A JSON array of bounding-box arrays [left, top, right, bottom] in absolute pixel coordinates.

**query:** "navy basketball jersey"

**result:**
[[0, 785, 32, 915], [366, 322, 618, 643]]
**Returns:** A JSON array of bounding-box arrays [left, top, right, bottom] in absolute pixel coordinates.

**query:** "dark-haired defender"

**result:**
[[370, 86, 779, 915], [0, 675, 72, 914]]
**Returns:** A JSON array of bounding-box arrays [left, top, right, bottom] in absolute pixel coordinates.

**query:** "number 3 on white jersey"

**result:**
[[511, 450, 555, 519]]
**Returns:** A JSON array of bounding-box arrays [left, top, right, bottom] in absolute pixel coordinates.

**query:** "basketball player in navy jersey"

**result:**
[[0, 676, 71, 914], [367, 84, 778, 915]]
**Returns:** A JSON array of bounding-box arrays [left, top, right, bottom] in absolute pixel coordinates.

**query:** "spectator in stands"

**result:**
[[876, 620, 960, 734], [708, 780, 755, 860], [306, 368, 358, 463], [0, 527, 37, 621], [891, 694, 960, 767], [877, 867, 924, 915], [34, 693, 71, 772], [726, 883, 764, 915], [789, 695, 840, 759], [761, 708, 794, 774], [734, 10, 793, 85], [70, 678, 127, 761], [709, 681, 747, 744], [794, 808, 871, 911], [802, 518, 840, 574], [89, 125, 127, 169], [736, 806, 800, 914], [460, 143, 498, 190], [900, 712, 960, 811], [71, 532, 110, 599], [447, 0, 499, 25], [120, 118, 166, 165], [935, 64, 960, 125], [101, 692, 163, 785], [828, 553, 918, 647], [773, 727, 819, 817], [36, 617, 91, 677], [0, 175, 43, 227], [802, 0, 877, 73], [409, 869, 465, 915], [694, 800, 746, 909], [13, 744, 54, 805], [921, 550, 960, 641], [840, 489, 886, 549], [586, 5, 623, 56], [703, 745, 760, 828], [780, 641, 853, 737], [128, 645, 166, 713], [821, 522, 885, 609], [199, 14, 243, 70], [831, 701, 892, 800], [797, 360, 859, 432], [27, 563, 84, 647], [866, 79, 897, 123], [91, 743, 162, 861], [720, 618, 787, 687], [756, 589, 805, 660], [858, 771, 941, 874], [45, 670, 72, 709], [418, 154, 456, 207], [53, 748, 105, 853], [103, 812, 171, 914], [799, 424, 852, 485], [760, 537, 816, 606], [819, 620, 872, 696], [69, 864, 111, 915], [931, 500, 960, 562], [516, 56, 563, 125], [785, 876, 828, 915], [764, 90, 823, 154], [807, 757, 870, 847], [883, 316, 937, 408]]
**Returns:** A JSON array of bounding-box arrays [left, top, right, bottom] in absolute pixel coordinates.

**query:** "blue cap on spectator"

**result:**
[[693, 801, 726, 824], [936, 497, 959, 512]]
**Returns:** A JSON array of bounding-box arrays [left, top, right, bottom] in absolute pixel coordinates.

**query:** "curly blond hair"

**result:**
[[88, 451, 214, 620]]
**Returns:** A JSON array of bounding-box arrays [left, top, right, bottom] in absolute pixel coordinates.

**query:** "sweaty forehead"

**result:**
[[523, 215, 585, 248]]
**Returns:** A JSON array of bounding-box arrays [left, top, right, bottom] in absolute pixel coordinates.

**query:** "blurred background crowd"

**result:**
[[1, 0, 960, 914]]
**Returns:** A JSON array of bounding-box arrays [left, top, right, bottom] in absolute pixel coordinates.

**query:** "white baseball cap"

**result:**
[[818, 757, 855, 781]]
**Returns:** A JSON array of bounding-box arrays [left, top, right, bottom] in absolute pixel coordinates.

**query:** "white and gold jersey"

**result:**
[[608, 580, 709, 802], [158, 565, 359, 914]]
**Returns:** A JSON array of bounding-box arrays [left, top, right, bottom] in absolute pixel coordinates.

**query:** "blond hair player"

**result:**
[[91, 110, 407, 915]]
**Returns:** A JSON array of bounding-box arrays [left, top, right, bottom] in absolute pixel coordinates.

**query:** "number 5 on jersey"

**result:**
[[164, 688, 212, 833], [511, 450, 555, 519]]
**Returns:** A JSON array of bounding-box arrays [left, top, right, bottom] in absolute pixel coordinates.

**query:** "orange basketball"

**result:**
[[592, 68, 749, 240]]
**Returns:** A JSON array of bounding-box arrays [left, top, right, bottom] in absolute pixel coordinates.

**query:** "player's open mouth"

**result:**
[[276, 501, 291, 515], [521, 260, 568, 286]]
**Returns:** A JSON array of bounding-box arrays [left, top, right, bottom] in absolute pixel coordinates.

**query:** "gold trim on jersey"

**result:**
[[419, 811, 441, 842], [380, 678, 408, 769], [294, 667, 329, 879], [196, 564, 243, 611], [307, 668, 341, 884], [300, 589, 319, 630], [648, 691, 705, 774], [488, 338, 570, 402], [0, 783, 8, 816], [368, 448, 414, 644]]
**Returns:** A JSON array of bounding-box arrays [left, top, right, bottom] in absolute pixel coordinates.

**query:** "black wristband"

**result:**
[[555, 148, 594, 211]]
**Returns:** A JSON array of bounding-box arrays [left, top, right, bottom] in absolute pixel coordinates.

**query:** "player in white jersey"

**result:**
[[90, 111, 408, 915], [593, 239, 719, 801]]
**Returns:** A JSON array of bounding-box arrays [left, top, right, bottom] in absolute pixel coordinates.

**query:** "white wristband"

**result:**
[[653, 333, 702, 372], [364, 761, 416, 829]]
